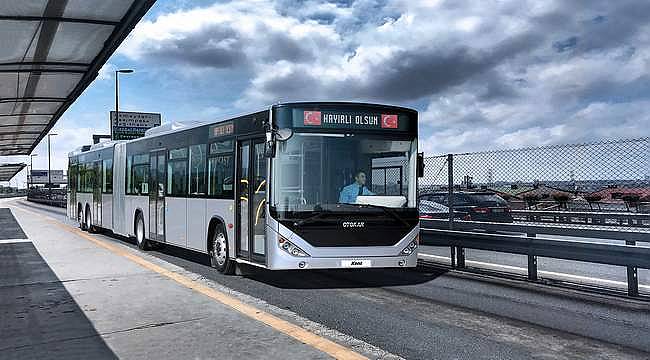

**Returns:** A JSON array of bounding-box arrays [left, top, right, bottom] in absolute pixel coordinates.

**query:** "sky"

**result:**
[[4, 0, 650, 187]]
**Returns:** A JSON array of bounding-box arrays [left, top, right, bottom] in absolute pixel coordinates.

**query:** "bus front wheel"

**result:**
[[210, 225, 234, 274]]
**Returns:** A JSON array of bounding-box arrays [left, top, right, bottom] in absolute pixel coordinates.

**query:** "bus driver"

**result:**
[[339, 170, 375, 204]]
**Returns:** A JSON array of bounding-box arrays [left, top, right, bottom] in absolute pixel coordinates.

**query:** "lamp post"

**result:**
[[29, 153, 38, 189], [113, 69, 134, 139], [47, 133, 57, 192]]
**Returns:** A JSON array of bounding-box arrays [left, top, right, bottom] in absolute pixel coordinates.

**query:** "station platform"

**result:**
[[0, 200, 380, 360], [2, 197, 649, 360]]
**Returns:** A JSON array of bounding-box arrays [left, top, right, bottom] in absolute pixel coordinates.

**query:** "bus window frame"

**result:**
[[207, 137, 235, 200]]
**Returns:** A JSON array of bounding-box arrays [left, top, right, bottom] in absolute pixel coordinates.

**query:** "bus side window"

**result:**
[[168, 147, 188, 196], [208, 140, 234, 198], [189, 144, 206, 195]]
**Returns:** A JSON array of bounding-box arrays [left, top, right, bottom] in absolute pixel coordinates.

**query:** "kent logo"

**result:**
[[304, 111, 321, 125], [381, 114, 398, 129], [350, 261, 363, 266]]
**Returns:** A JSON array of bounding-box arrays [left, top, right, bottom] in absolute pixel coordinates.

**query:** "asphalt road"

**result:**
[[11, 200, 650, 360]]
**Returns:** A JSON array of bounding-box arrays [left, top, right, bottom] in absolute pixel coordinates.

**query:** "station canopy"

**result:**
[[0, 163, 26, 182], [0, 0, 156, 156]]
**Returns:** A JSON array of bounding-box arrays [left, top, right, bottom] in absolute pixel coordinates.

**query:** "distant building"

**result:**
[[588, 187, 650, 201], [488, 184, 534, 199]]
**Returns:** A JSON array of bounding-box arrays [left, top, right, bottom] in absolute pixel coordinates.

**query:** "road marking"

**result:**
[[419, 253, 650, 291], [11, 204, 368, 360], [0, 239, 31, 244]]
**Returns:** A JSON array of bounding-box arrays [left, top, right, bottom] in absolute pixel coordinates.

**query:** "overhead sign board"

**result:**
[[111, 111, 161, 140], [30, 170, 66, 184]]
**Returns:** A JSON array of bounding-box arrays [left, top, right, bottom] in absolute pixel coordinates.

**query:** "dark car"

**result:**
[[418, 191, 513, 223]]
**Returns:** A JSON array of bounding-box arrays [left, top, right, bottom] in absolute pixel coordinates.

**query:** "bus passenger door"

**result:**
[[236, 139, 267, 264], [149, 151, 166, 242], [92, 161, 102, 227]]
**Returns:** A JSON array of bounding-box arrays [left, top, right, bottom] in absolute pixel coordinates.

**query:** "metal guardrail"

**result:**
[[27, 188, 67, 208], [512, 210, 650, 228], [420, 218, 649, 297], [27, 197, 66, 208], [422, 218, 650, 242]]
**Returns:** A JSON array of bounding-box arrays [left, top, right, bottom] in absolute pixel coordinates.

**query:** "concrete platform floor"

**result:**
[[0, 201, 383, 360]]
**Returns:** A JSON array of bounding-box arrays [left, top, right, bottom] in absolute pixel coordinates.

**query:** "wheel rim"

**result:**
[[213, 232, 227, 266], [136, 219, 144, 245]]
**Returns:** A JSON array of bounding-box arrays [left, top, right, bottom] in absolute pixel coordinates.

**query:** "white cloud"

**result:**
[[97, 63, 115, 80], [117, 0, 650, 156]]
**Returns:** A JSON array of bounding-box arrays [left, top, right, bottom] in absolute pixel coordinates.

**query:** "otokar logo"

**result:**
[[342, 221, 365, 228]]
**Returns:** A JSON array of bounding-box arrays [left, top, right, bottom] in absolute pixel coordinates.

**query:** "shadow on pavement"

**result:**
[[127, 235, 447, 290], [0, 208, 116, 359], [0, 208, 27, 239], [139, 235, 447, 290], [242, 266, 447, 290]]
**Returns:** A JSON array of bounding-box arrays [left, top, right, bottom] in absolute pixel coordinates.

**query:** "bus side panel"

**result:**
[[102, 194, 112, 230], [124, 195, 148, 237], [112, 143, 128, 236], [206, 199, 236, 258], [166, 197, 187, 247], [186, 198, 207, 252]]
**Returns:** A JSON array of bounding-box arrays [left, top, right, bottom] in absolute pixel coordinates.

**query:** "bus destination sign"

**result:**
[[302, 110, 401, 130], [209, 122, 234, 138]]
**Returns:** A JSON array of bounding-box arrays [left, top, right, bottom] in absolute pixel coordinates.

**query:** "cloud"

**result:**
[[120, 1, 340, 71], [97, 63, 115, 80], [118, 0, 650, 155]]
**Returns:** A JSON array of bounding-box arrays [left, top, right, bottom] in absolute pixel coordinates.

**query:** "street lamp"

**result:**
[[48, 133, 57, 191], [29, 153, 38, 189], [113, 69, 134, 139]]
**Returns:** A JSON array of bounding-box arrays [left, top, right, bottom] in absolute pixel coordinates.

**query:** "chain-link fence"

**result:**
[[420, 137, 650, 231]]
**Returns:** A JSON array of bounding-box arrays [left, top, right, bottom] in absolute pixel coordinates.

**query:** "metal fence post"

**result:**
[[527, 233, 538, 281], [447, 154, 455, 267], [626, 240, 639, 297], [447, 154, 465, 268]]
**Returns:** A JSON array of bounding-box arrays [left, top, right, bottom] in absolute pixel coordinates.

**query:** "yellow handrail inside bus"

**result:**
[[255, 199, 266, 225]]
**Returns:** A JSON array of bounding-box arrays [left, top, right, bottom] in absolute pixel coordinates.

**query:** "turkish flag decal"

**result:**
[[381, 114, 398, 129], [304, 111, 322, 125]]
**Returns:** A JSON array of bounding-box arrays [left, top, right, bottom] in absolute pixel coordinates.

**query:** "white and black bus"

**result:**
[[68, 102, 423, 273]]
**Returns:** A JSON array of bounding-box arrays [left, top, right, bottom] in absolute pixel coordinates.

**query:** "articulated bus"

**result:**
[[68, 102, 423, 273]]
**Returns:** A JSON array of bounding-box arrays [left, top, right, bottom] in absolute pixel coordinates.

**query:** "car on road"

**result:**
[[418, 191, 513, 223]]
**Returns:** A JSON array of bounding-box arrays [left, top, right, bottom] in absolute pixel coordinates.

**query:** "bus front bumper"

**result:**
[[266, 251, 418, 270]]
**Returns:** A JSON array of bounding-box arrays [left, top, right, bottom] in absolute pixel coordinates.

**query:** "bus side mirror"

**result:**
[[265, 130, 276, 158], [417, 152, 425, 178], [264, 140, 276, 158]]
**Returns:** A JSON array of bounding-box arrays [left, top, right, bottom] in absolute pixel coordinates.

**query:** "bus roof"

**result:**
[[69, 101, 418, 158]]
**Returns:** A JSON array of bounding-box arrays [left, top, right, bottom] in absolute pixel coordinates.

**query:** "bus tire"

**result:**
[[135, 213, 149, 250], [85, 205, 96, 233], [78, 206, 86, 230], [209, 224, 234, 274]]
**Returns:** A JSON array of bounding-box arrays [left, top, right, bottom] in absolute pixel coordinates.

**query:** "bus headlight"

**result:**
[[278, 235, 310, 257], [400, 239, 418, 255]]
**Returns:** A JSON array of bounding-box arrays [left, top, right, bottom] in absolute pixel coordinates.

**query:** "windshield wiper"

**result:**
[[292, 203, 411, 228], [359, 203, 411, 228], [294, 210, 331, 227]]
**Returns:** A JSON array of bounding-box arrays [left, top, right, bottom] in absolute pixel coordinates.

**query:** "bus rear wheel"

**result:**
[[135, 213, 149, 250], [210, 225, 234, 274], [85, 207, 96, 233], [78, 207, 85, 230]]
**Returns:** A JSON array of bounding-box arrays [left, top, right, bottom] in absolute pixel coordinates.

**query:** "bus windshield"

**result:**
[[271, 132, 417, 212]]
